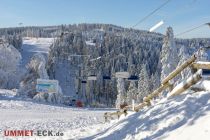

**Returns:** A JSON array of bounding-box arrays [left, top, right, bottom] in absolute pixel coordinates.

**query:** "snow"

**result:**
[[85, 40, 96, 46], [82, 90, 210, 140], [167, 70, 202, 97], [0, 43, 22, 89], [161, 112, 210, 140], [21, 37, 54, 66], [1, 37, 210, 139], [1, 79, 210, 139], [115, 72, 130, 78], [0, 89, 113, 140], [193, 80, 210, 91], [195, 61, 210, 65]]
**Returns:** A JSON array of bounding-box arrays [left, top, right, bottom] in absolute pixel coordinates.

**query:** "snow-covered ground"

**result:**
[[20, 37, 54, 66], [1, 81, 210, 140], [0, 89, 113, 140], [79, 81, 210, 140], [1, 37, 210, 139]]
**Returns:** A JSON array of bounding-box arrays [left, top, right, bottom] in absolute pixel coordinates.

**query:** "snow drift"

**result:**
[[82, 81, 210, 140]]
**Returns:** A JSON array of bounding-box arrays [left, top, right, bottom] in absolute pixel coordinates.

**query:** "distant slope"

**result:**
[[20, 37, 54, 66]]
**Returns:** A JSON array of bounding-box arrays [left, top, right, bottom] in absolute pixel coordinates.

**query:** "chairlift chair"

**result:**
[[103, 76, 111, 80], [87, 75, 97, 81], [115, 72, 130, 79], [201, 69, 210, 77], [114, 52, 130, 79], [127, 75, 139, 81], [81, 80, 87, 83]]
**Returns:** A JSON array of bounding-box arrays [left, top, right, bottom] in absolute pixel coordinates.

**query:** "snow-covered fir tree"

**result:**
[[137, 64, 150, 103], [17, 53, 48, 98], [176, 45, 191, 84], [18, 53, 63, 104], [198, 48, 209, 61], [0, 43, 21, 89], [126, 81, 138, 105], [161, 27, 179, 84], [1, 24, 209, 106], [149, 71, 161, 92], [115, 78, 126, 108]]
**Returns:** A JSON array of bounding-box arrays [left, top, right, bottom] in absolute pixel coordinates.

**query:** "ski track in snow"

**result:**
[[20, 37, 54, 66], [0, 89, 113, 140], [1, 87, 210, 140]]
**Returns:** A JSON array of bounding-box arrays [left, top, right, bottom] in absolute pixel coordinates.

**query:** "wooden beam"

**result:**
[[134, 102, 148, 112], [168, 70, 202, 97], [191, 62, 210, 70], [143, 82, 170, 102], [162, 55, 197, 85]]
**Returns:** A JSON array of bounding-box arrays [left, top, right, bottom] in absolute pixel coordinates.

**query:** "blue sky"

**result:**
[[0, 0, 210, 38]]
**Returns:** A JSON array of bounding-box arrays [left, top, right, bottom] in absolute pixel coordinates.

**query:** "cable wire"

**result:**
[[132, 0, 172, 28], [175, 23, 205, 37]]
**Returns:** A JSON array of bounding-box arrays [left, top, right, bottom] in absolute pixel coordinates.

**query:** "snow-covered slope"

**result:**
[[80, 81, 210, 140], [1, 81, 210, 140], [21, 37, 54, 66], [0, 89, 112, 140]]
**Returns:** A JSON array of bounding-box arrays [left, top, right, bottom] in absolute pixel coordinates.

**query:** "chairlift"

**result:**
[[115, 72, 130, 79], [103, 76, 111, 80], [87, 75, 97, 81], [92, 39, 96, 43], [114, 51, 130, 79], [127, 75, 139, 81], [201, 69, 210, 77], [81, 80, 87, 83]]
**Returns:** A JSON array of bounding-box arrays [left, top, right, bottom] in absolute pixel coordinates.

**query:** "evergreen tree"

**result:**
[[0, 43, 21, 89], [126, 81, 138, 105], [115, 78, 125, 108], [176, 45, 191, 84], [137, 64, 150, 103], [161, 27, 178, 84]]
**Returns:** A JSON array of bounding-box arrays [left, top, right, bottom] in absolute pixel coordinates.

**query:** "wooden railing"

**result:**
[[104, 54, 210, 121]]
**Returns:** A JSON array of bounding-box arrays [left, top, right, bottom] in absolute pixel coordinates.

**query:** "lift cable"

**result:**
[[175, 23, 210, 37], [132, 0, 172, 28]]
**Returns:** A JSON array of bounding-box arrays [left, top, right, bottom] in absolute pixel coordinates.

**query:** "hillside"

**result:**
[[1, 24, 210, 107], [1, 81, 209, 140], [0, 23, 210, 140], [78, 81, 210, 140]]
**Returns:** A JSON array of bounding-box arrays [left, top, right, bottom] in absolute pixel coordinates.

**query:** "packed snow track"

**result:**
[[0, 89, 112, 140]]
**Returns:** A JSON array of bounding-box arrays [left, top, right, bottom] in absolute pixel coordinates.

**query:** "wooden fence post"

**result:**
[[169, 70, 202, 97]]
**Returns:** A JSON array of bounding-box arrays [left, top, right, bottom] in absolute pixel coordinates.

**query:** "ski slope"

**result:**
[[20, 37, 77, 97], [21, 37, 54, 66], [1, 37, 210, 139], [1, 81, 209, 139], [0, 89, 113, 140]]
